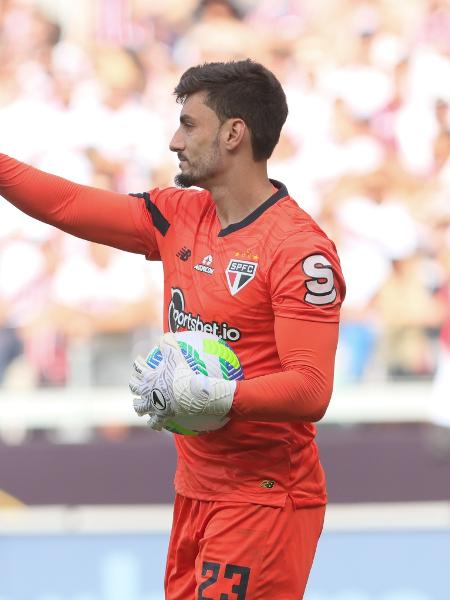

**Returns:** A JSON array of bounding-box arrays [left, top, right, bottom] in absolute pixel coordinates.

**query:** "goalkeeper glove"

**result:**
[[129, 333, 236, 431]]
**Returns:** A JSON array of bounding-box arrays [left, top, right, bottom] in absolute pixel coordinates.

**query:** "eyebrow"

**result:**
[[180, 114, 195, 125]]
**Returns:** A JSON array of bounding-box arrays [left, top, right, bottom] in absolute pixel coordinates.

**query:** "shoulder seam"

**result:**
[[129, 192, 170, 236]]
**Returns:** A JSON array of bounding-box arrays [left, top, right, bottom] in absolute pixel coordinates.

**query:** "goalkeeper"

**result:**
[[0, 60, 345, 599]]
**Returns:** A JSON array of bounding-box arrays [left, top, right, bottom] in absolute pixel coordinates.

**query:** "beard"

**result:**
[[174, 133, 221, 189], [174, 171, 198, 188]]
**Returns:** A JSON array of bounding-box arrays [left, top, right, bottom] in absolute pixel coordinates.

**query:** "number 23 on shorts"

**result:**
[[198, 561, 251, 600]]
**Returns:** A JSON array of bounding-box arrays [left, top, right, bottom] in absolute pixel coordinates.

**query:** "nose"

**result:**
[[169, 127, 184, 153]]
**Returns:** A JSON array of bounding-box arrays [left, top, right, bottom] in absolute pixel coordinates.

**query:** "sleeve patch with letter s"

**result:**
[[302, 254, 337, 306]]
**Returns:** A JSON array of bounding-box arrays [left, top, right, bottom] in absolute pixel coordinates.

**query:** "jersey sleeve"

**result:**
[[0, 154, 191, 262], [267, 230, 346, 323], [231, 316, 339, 422], [0, 153, 156, 256]]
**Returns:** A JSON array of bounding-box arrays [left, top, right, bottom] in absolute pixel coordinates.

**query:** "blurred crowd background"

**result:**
[[0, 0, 450, 391]]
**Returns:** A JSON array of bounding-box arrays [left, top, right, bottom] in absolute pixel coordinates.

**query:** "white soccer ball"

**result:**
[[145, 330, 244, 435]]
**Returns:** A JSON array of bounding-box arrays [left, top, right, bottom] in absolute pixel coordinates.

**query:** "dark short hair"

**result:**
[[174, 59, 288, 161]]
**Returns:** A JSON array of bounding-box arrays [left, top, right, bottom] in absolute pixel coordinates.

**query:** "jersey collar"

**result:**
[[218, 179, 288, 237]]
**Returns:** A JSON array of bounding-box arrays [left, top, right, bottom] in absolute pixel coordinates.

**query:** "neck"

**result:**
[[206, 162, 276, 229]]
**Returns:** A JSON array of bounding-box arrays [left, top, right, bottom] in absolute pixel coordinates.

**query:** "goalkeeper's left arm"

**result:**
[[130, 316, 338, 429], [230, 316, 338, 423]]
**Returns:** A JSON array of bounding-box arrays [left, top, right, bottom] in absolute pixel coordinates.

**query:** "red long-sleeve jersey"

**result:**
[[0, 154, 345, 507]]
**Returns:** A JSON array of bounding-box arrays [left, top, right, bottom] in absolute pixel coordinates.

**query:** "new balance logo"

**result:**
[[177, 247, 191, 261]]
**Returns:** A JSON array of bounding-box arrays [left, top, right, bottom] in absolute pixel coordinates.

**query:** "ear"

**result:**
[[222, 118, 247, 152]]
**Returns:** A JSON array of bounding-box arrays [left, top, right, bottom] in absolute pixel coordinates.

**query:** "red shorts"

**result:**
[[165, 494, 325, 600]]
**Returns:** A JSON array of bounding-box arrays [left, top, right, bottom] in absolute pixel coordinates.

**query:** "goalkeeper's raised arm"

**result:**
[[0, 153, 150, 254]]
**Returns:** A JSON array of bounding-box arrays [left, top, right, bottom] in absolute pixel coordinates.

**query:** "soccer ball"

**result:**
[[145, 330, 244, 435]]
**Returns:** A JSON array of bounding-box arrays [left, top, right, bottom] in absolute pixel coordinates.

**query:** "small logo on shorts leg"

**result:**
[[260, 479, 276, 489]]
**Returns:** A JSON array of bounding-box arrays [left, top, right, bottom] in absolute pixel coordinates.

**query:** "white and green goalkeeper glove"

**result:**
[[129, 333, 236, 431]]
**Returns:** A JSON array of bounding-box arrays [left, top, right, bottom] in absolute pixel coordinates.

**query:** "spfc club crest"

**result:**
[[225, 259, 258, 296]]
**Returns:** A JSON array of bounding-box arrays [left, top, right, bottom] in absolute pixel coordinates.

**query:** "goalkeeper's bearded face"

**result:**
[[169, 91, 225, 189]]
